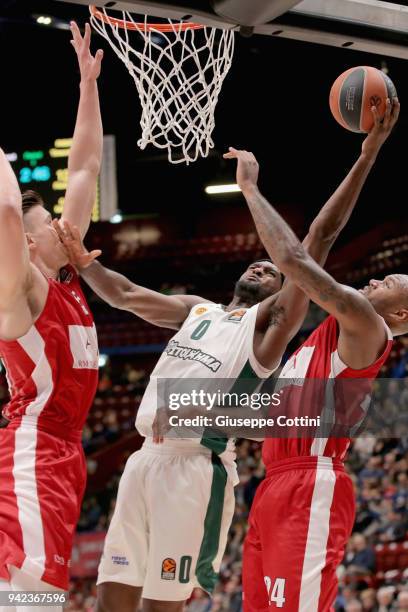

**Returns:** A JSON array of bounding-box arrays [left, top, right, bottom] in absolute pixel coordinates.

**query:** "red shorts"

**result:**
[[0, 418, 86, 590], [243, 456, 355, 612]]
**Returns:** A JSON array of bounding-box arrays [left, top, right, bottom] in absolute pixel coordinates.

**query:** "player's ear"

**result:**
[[25, 233, 36, 253], [394, 307, 408, 323], [389, 307, 408, 336]]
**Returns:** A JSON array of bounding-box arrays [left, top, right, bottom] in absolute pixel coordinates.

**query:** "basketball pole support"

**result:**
[[55, 0, 408, 59], [291, 0, 408, 33], [210, 0, 302, 26]]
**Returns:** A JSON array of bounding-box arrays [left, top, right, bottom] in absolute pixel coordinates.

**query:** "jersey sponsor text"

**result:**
[[164, 340, 222, 372]]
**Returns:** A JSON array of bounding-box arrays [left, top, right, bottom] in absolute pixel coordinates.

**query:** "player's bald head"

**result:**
[[361, 273, 408, 336]]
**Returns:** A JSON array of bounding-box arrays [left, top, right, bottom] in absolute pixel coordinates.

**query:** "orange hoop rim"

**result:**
[[89, 5, 205, 31]]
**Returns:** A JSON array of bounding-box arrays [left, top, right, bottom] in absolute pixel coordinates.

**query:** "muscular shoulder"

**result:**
[[175, 295, 211, 309], [336, 285, 382, 331]]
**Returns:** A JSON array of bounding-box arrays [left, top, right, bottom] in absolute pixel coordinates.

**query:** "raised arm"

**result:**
[[227, 151, 388, 369], [304, 98, 399, 262], [225, 101, 398, 369], [81, 261, 205, 329], [0, 150, 33, 339], [54, 221, 206, 329], [61, 22, 103, 239]]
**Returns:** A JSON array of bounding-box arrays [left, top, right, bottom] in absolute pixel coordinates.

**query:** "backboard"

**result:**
[[55, 0, 408, 59]]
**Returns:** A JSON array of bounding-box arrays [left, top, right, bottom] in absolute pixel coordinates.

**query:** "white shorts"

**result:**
[[97, 440, 235, 601], [0, 566, 63, 612]]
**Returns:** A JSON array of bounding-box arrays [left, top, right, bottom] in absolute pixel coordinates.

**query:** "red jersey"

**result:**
[[262, 315, 393, 466], [0, 266, 98, 589], [0, 265, 98, 434]]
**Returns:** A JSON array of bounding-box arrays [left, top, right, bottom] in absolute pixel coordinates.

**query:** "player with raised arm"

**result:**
[[224, 101, 401, 612], [56, 100, 398, 612], [0, 22, 103, 611]]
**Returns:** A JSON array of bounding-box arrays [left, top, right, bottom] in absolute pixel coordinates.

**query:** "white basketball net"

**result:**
[[90, 8, 235, 164]]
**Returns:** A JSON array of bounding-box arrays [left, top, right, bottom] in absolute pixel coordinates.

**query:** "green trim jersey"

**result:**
[[136, 302, 277, 483], [99, 302, 278, 598]]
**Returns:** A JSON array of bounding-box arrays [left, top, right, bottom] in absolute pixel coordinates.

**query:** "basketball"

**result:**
[[329, 66, 397, 133]]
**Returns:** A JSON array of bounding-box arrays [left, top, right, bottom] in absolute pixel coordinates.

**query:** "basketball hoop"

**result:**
[[89, 5, 235, 164]]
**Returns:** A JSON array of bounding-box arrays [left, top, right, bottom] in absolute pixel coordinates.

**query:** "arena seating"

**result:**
[[375, 542, 408, 573], [1, 227, 407, 611]]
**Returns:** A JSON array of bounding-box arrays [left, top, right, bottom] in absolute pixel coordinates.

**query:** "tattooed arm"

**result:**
[[224, 100, 398, 370], [226, 149, 388, 370]]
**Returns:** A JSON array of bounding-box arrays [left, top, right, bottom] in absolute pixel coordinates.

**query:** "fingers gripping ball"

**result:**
[[329, 66, 397, 133]]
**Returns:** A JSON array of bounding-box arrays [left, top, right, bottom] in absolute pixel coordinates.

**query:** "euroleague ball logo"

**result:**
[[161, 557, 176, 580]]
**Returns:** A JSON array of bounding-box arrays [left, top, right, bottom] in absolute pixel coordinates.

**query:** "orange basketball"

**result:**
[[329, 66, 397, 133]]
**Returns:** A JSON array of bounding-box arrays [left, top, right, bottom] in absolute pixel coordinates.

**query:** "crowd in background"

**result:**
[[1, 297, 407, 611], [67, 433, 408, 611], [59, 329, 408, 611]]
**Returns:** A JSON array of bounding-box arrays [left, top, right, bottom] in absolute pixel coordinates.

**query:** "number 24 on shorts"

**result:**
[[264, 577, 286, 608]]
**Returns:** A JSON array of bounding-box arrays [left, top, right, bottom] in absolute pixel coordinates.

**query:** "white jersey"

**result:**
[[136, 302, 276, 483]]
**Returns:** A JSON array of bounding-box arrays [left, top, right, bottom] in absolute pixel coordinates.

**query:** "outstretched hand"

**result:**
[[362, 96, 400, 160], [70, 21, 103, 81], [53, 219, 101, 270], [223, 147, 259, 192]]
